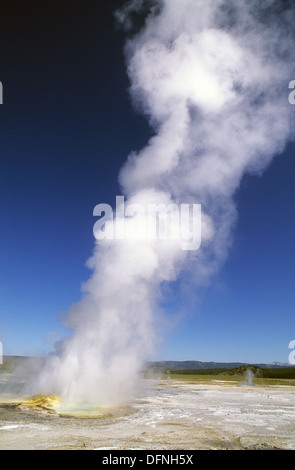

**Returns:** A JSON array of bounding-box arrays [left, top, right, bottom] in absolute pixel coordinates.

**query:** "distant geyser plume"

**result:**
[[33, 0, 295, 406]]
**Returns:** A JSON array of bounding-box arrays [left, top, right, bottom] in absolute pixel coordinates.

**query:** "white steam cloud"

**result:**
[[33, 0, 295, 406]]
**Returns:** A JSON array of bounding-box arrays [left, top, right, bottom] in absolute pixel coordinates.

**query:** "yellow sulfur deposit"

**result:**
[[0, 394, 131, 418], [21, 394, 60, 411], [0, 394, 60, 414]]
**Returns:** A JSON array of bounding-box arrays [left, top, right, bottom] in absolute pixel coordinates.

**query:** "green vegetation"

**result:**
[[149, 364, 295, 386], [2, 357, 295, 387]]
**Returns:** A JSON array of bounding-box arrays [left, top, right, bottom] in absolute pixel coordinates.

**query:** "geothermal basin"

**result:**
[[0, 375, 295, 450]]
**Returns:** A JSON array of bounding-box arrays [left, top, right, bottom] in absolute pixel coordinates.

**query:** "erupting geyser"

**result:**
[[31, 0, 295, 406], [245, 369, 255, 387]]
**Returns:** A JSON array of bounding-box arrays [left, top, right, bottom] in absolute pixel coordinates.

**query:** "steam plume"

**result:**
[[34, 0, 295, 405]]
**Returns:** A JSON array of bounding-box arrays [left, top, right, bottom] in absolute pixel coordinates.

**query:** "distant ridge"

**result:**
[[1, 356, 293, 371], [149, 360, 293, 369]]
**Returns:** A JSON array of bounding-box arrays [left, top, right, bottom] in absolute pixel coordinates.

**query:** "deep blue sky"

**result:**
[[0, 1, 294, 363]]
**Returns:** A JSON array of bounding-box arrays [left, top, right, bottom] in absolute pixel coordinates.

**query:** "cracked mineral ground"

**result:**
[[0, 376, 295, 450]]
